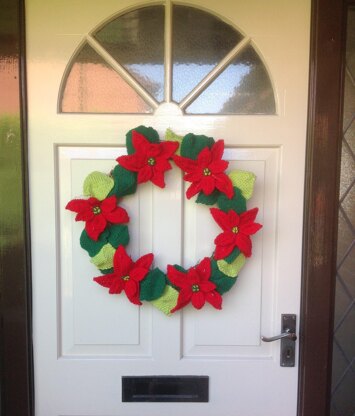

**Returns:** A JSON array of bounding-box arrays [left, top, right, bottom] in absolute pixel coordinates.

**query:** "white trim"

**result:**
[[164, 0, 173, 102]]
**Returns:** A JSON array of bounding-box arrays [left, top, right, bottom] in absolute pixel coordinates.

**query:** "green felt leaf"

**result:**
[[224, 247, 241, 264], [90, 244, 115, 270], [140, 268, 167, 301], [83, 171, 114, 201], [217, 253, 246, 278], [107, 224, 129, 248], [196, 189, 219, 206], [165, 129, 183, 155], [80, 228, 110, 257], [126, 125, 160, 154], [166, 264, 186, 291], [151, 285, 179, 316], [172, 264, 187, 273], [228, 170, 256, 200], [99, 267, 114, 275], [210, 260, 237, 294], [80, 225, 129, 257], [109, 165, 137, 198], [180, 133, 215, 160], [217, 187, 247, 214]]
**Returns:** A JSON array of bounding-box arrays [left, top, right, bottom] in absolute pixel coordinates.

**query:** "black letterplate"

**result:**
[[122, 376, 209, 402]]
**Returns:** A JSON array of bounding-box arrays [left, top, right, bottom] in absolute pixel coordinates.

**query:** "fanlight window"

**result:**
[[59, 4, 276, 115]]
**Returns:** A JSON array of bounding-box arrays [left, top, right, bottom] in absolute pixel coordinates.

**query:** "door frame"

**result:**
[[0, 0, 348, 415]]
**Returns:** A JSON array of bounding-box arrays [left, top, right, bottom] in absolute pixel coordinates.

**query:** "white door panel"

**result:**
[[27, 0, 310, 414]]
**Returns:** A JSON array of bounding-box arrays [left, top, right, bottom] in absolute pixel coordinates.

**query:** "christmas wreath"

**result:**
[[66, 126, 262, 315]]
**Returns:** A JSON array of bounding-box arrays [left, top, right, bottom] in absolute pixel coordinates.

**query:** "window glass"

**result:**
[[186, 46, 276, 114], [61, 43, 153, 113], [94, 6, 165, 102], [172, 5, 243, 103], [59, 4, 276, 115]]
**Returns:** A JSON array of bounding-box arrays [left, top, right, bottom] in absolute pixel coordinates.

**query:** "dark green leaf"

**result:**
[[172, 264, 187, 273], [210, 260, 237, 294], [107, 224, 129, 248], [109, 165, 137, 198], [217, 187, 247, 214], [140, 268, 167, 301], [224, 247, 241, 264], [99, 267, 114, 275], [166, 264, 186, 290], [80, 228, 110, 257], [180, 133, 215, 160], [80, 224, 130, 258], [196, 189, 219, 205], [126, 125, 160, 154]]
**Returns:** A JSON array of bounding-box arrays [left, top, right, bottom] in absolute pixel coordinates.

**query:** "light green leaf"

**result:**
[[151, 285, 179, 316], [165, 128, 183, 155], [83, 171, 114, 201], [217, 253, 246, 278], [90, 244, 115, 270], [228, 170, 256, 200]]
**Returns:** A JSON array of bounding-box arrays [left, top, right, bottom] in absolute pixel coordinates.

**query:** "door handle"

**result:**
[[261, 329, 297, 342], [261, 314, 297, 367]]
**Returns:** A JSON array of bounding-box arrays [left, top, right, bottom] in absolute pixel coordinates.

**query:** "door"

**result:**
[[26, 1, 310, 415]]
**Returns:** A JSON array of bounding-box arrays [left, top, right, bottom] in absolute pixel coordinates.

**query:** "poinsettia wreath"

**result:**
[[66, 126, 262, 315]]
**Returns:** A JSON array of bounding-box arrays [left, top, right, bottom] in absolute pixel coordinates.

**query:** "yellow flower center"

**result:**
[[147, 157, 156, 166], [122, 275, 130, 281], [232, 226, 239, 234], [203, 168, 211, 176], [92, 206, 101, 215], [192, 284, 200, 292]]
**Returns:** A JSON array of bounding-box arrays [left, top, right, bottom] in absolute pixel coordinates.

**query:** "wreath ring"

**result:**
[[66, 126, 262, 315]]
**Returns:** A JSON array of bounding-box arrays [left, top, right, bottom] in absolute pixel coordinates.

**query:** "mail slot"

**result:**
[[122, 376, 209, 402]]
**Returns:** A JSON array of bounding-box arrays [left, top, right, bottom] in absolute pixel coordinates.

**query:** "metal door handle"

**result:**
[[261, 314, 297, 367], [261, 329, 297, 342]]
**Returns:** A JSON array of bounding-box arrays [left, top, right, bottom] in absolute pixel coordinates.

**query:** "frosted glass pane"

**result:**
[[172, 5, 243, 103], [186, 46, 276, 114], [61, 43, 152, 113], [94, 6, 164, 102]]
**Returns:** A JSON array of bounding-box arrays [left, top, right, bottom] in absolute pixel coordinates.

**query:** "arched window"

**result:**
[[59, 3, 276, 115]]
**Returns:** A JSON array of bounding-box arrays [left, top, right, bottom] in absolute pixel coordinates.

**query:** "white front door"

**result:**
[[27, 1, 310, 415]]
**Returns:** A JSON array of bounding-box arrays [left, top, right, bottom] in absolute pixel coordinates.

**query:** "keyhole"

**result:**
[[286, 348, 292, 359]]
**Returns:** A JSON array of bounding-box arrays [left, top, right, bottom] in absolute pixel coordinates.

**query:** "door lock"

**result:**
[[261, 314, 297, 367]]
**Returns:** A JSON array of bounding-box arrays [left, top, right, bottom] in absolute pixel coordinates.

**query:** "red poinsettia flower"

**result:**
[[167, 257, 222, 313], [173, 140, 233, 199], [116, 130, 179, 188], [93, 245, 153, 305], [66, 195, 129, 241], [210, 207, 262, 259]]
